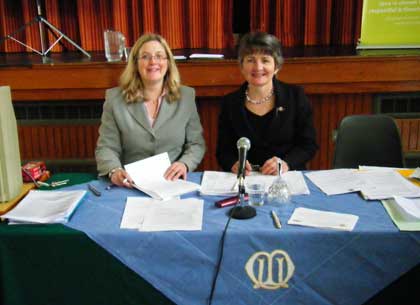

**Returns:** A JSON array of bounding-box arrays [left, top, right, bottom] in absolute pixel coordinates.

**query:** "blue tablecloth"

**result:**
[[64, 173, 420, 305]]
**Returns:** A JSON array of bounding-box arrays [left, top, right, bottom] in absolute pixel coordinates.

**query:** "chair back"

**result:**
[[333, 114, 405, 169]]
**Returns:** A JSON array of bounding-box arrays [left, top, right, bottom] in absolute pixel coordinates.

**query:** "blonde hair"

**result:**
[[119, 33, 181, 103]]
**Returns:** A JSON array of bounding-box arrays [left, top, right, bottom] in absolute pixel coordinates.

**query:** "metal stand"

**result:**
[[0, 0, 90, 58], [230, 176, 256, 220]]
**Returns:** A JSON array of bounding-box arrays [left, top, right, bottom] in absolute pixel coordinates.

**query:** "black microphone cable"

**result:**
[[207, 206, 235, 305]]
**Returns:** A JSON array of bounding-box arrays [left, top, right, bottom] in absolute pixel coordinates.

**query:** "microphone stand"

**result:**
[[230, 175, 256, 220], [0, 0, 90, 58]]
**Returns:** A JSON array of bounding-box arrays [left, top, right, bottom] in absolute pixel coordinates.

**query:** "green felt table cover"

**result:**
[[0, 173, 174, 305]]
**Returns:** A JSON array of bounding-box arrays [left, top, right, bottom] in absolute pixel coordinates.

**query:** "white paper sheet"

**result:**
[[305, 169, 364, 195], [120, 197, 203, 231], [189, 53, 224, 59], [124, 153, 200, 200], [283, 171, 310, 195], [409, 167, 420, 180], [288, 207, 359, 231], [358, 170, 420, 200], [120, 197, 156, 229], [3, 190, 86, 224], [392, 196, 420, 221], [200, 171, 310, 196]]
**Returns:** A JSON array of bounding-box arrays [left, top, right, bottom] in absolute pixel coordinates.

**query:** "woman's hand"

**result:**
[[110, 168, 133, 188], [261, 157, 289, 175], [164, 162, 187, 181], [231, 160, 252, 176]]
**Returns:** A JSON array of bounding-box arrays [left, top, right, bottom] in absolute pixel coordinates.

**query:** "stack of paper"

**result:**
[[200, 171, 310, 196], [288, 207, 358, 231], [2, 190, 86, 224], [305, 169, 420, 200], [358, 170, 420, 200], [173, 55, 187, 60], [382, 196, 420, 231], [120, 197, 203, 231], [125, 153, 200, 200]]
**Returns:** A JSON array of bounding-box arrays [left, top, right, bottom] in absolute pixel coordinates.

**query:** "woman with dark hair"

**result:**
[[96, 33, 205, 187], [216, 32, 317, 176]]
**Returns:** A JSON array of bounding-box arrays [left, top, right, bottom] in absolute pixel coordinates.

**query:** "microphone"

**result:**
[[237, 137, 251, 179], [229, 137, 256, 220]]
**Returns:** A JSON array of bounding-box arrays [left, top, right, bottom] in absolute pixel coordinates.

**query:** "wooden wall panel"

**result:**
[[196, 97, 221, 171], [18, 125, 100, 161], [16, 94, 375, 172], [307, 93, 373, 170], [396, 119, 420, 154]]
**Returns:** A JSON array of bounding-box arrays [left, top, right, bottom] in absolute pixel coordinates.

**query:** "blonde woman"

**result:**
[[96, 33, 205, 187]]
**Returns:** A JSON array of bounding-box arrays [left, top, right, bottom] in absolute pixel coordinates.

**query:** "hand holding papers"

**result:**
[[120, 197, 203, 231], [124, 153, 200, 200], [2, 190, 86, 224], [288, 207, 358, 231]]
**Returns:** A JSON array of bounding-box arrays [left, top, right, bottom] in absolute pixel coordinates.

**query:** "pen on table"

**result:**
[[88, 183, 101, 196], [271, 210, 282, 229]]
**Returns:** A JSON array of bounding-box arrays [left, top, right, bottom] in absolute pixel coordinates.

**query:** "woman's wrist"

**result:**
[[108, 167, 123, 179]]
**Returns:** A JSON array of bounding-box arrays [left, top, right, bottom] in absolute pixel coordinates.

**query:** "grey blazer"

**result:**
[[95, 86, 205, 176]]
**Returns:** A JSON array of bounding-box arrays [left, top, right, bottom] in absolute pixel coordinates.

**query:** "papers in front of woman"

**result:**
[[305, 168, 420, 200], [200, 170, 310, 196], [381, 196, 420, 231], [2, 190, 86, 224], [288, 207, 358, 231], [120, 197, 203, 231], [409, 167, 420, 180], [124, 153, 200, 200], [392, 196, 420, 221]]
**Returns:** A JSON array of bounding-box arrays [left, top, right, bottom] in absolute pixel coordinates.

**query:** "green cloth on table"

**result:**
[[0, 172, 174, 305], [0, 223, 174, 305], [38, 173, 97, 190]]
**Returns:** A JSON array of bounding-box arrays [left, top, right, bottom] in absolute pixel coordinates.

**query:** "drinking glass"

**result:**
[[104, 30, 125, 62], [247, 183, 265, 206]]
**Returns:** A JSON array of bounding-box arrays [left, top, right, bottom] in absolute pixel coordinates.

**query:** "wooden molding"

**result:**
[[1, 55, 419, 101]]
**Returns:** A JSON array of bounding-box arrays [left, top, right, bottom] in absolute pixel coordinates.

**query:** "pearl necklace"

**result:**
[[245, 88, 274, 105]]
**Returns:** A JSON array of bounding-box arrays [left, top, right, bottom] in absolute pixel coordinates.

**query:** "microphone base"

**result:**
[[229, 206, 256, 219]]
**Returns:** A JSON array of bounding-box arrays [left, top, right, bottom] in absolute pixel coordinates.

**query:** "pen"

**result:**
[[271, 210, 282, 229], [231, 180, 239, 191], [88, 183, 101, 196]]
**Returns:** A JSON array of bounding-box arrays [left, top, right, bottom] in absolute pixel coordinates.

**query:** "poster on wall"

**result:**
[[357, 0, 420, 49]]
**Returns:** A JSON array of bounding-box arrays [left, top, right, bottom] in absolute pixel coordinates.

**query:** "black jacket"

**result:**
[[216, 78, 318, 171]]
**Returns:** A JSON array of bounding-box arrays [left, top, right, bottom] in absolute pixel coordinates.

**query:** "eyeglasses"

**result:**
[[138, 54, 168, 63]]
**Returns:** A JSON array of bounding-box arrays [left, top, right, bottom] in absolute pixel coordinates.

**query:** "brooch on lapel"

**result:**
[[277, 106, 285, 113]]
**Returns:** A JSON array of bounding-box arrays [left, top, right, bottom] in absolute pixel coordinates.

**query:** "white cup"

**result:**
[[247, 183, 265, 206], [104, 30, 125, 62]]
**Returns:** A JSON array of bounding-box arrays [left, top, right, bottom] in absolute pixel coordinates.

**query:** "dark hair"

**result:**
[[238, 32, 284, 68]]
